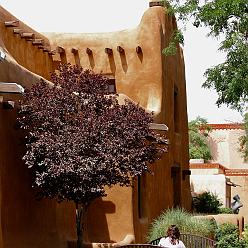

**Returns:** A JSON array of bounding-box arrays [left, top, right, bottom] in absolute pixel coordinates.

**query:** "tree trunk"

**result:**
[[75, 203, 87, 248]]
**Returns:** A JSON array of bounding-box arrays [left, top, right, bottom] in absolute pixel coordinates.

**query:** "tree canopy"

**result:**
[[164, 0, 248, 112], [18, 64, 168, 248], [240, 113, 248, 161], [18, 63, 167, 206], [189, 116, 212, 160]]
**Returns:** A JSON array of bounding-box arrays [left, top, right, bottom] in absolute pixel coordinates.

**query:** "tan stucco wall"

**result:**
[[0, 3, 191, 247], [206, 128, 248, 222], [196, 214, 244, 236], [0, 98, 76, 248], [190, 174, 229, 206], [191, 168, 222, 175], [86, 186, 134, 243], [228, 176, 248, 224], [208, 129, 248, 169]]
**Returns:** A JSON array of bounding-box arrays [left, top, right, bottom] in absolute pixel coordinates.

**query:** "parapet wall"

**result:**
[[0, 6, 52, 79]]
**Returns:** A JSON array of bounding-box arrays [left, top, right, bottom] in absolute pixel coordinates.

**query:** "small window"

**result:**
[[102, 74, 116, 94], [107, 78, 116, 93]]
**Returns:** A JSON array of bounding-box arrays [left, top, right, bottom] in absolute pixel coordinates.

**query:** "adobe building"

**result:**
[[190, 124, 248, 222], [0, 1, 191, 248], [190, 163, 232, 207]]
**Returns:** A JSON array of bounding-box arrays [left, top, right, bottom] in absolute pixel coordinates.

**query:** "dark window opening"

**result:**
[[107, 78, 116, 93], [171, 164, 181, 207], [102, 74, 116, 94], [138, 174, 147, 219], [174, 86, 179, 133]]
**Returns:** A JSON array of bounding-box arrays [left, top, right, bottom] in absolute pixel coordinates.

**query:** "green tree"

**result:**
[[163, 0, 248, 113], [240, 113, 248, 161], [189, 116, 212, 160], [161, 0, 247, 160]]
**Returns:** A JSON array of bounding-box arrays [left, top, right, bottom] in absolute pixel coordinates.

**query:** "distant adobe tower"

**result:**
[[149, 0, 165, 7]]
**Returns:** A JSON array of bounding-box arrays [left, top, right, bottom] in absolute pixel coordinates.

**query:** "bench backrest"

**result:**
[[117, 245, 159, 248], [150, 233, 216, 248]]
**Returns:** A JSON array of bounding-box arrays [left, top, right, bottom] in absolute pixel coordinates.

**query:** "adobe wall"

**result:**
[[0, 96, 76, 248], [47, 6, 191, 242], [44, 6, 191, 242], [0, 3, 191, 247], [208, 128, 248, 169], [195, 214, 244, 237], [190, 174, 229, 206], [228, 176, 248, 224], [207, 127, 248, 223]]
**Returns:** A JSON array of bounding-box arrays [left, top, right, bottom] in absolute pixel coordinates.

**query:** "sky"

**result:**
[[0, 0, 244, 124]]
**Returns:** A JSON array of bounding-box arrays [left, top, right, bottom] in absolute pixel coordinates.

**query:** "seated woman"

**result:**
[[158, 225, 186, 248]]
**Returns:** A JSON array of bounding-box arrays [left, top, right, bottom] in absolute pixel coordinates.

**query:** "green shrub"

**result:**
[[218, 207, 233, 214], [147, 208, 216, 242], [193, 191, 222, 214], [243, 224, 248, 242], [215, 223, 248, 248]]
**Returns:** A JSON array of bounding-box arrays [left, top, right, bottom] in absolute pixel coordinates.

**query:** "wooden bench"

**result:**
[[117, 245, 159, 248], [150, 234, 216, 248]]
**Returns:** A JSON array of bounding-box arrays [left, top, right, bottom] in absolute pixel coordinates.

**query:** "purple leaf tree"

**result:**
[[18, 63, 168, 248]]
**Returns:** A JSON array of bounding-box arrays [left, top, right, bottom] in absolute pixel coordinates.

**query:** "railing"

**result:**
[[150, 233, 216, 248], [117, 245, 159, 248]]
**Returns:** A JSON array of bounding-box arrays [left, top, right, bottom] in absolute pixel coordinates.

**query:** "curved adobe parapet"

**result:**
[[0, 4, 186, 124], [45, 6, 183, 119]]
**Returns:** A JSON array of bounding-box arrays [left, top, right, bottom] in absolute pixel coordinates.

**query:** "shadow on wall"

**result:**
[[0, 107, 75, 248], [136, 46, 143, 63], [87, 198, 116, 243], [106, 52, 116, 75], [208, 136, 220, 162], [119, 51, 128, 73], [86, 48, 95, 69]]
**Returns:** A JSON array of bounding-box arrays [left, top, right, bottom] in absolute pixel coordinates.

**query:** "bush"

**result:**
[[215, 223, 248, 248], [243, 224, 248, 242], [147, 208, 216, 242], [193, 191, 222, 214], [219, 207, 233, 214]]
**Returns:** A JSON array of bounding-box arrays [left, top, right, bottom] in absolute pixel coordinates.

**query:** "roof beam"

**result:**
[[0, 82, 24, 94], [4, 20, 19, 27], [149, 123, 168, 131]]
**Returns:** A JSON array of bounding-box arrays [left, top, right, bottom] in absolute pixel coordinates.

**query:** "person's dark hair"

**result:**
[[166, 225, 180, 245]]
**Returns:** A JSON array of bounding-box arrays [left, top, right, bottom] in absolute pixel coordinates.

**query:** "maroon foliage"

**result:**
[[18, 63, 168, 206]]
